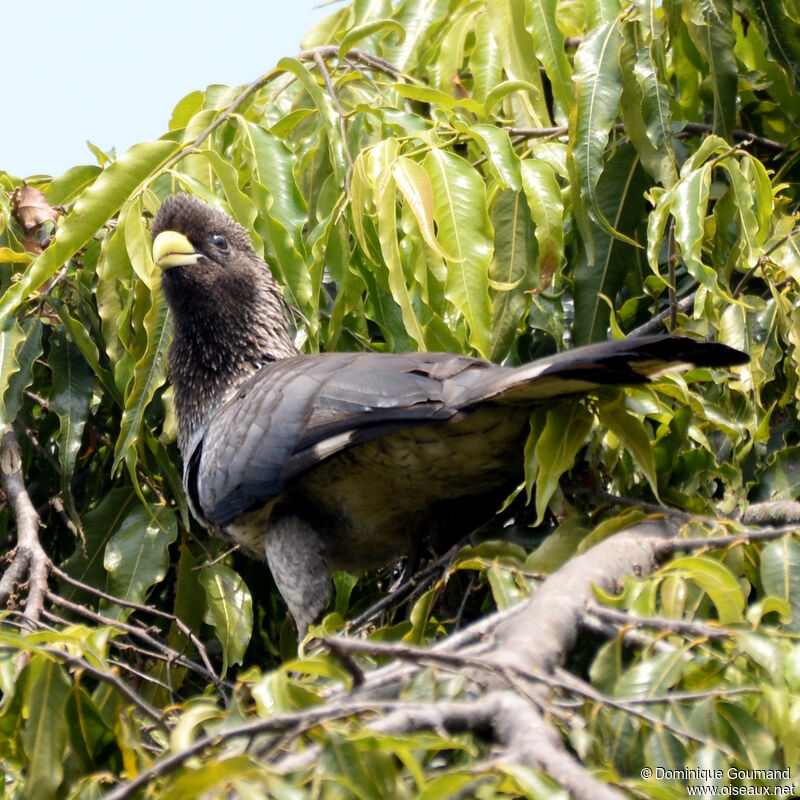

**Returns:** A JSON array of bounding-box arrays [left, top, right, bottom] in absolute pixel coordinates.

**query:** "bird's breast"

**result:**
[[289, 406, 531, 570]]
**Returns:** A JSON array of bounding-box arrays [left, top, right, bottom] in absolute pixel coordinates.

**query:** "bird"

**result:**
[[151, 193, 748, 636]]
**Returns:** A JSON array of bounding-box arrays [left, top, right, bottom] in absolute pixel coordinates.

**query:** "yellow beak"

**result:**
[[152, 230, 201, 270]]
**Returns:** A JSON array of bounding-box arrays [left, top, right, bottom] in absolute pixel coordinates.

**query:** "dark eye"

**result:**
[[210, 232, 229, 251]]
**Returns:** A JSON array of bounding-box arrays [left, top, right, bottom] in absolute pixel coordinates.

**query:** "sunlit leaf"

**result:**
[[103, 504, 178, 619], [0, 140, 179, 321], [199, 564, 253, 674]]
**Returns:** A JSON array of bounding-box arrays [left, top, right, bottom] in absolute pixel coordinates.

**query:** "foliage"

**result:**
[[1, 0, 800, 796]]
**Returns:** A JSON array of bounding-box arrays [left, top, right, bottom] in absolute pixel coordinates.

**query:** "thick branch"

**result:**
[[489, 520, 677, 676], [374, 691, 626, 800], [0, 425, 50, 626], [740, 500, 800, 526]]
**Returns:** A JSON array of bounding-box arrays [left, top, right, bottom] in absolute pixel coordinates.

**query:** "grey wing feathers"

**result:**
[[190, 336, 746, 527], [194, 352, 485, 526]]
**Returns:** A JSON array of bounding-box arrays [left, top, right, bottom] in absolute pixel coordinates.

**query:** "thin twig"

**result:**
[[627, 295, 695, 337], [677, 121, 786, 153], [100, 701, 393, 800], [586, 602, 733, 640], [298, 45, 402, 80], [23, 390, 165, 503], [0, 643, 166, 729], [50, 565, 225, 693], [668, 220, 677, 331], [665, 524, 798, 553], [505, 121, 786, 153], [313, 49, 354, 185]]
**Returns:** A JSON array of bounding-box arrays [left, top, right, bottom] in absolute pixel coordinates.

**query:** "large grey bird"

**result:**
[[151, 194, 748, 635]]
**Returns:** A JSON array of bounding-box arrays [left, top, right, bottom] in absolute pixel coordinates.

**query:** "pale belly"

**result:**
[[291, 406, 531, 570], [222, 406, 531, 569]]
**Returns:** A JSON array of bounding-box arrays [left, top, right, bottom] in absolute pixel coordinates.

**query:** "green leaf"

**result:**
[[693, 701, 776, 768], [60, 487, 139, 600], [275, 57, 346, 185], [483, 79, 541, 117], [748, 0, 800, 84], [113, 280, 172, 480], [406, 586, 438, 643], [199, 564, 253, 674], [486, 0, 548, 125], [23, 656, 71, 800], [45, 165, 102, 206], [488, 190, 537, 362], [614, 651, 685, 698], [529, 0, 574, 115], [0, 247, 34, 264], [520, 158, 564, 288], [424, 149, 493, 356], [0, 140, 179, 321], [56, 303, 120, 405], [673, 161, 731, 297], [751, 444, 800, 502], [194, 150, 258, 237], [570, 19, 630, 248], [487, 564, 529, 609], [168, 90, 204, 131], [381, 0, 450, 71], [237, 119, 307, 239], [339, 19, 406, 56], [49, 328, 94, 504], [162, 756, 264, 800], [102, 504, 178, 620], [1, 318, 43, 427], [664, 555, 745, 624], [393, 83, 483, 113], [371, 141, 426, 350], [236, 118, 312, 316], [165, 544, 207, 683], [469, 10, 503, 104], [65, 685, 116, 773], [433, 6, 479, 93], [501, 764, 566, 798], [720, 157, 770, 268], [687, 0, 738, 140], [468, 124, 522, 190], [760, 538, 800, 632], [392, 156, 447, 257], [620, 30, 678, 187], [0, 316, 27, 426], [597, 397, 659, 498], [530, 402, 595, 522], [571, 145, 650, 344], [419, 774, 479, 800]]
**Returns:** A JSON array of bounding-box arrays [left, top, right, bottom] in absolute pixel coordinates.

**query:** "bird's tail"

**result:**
[[467, 335, 748, 406]]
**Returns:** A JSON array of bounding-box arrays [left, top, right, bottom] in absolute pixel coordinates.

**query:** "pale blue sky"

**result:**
[[3, 1, 331, 178]]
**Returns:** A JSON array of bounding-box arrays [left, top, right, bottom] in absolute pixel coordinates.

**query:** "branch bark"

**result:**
[[0, 424, 50, 627]]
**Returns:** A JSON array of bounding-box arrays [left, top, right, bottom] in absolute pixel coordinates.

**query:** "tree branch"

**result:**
[[0, 425, 50, 627]]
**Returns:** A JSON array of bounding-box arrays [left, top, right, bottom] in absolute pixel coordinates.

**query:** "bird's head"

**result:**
[[151, 194, 298, 449], [151, 194, 297, 350], [151, 194, 266, 305]]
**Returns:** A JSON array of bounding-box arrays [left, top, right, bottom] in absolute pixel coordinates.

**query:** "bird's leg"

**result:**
[[265, 513, 331, 639]]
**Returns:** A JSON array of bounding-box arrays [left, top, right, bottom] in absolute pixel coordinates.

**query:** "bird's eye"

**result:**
[[210, 232, 229, 251]]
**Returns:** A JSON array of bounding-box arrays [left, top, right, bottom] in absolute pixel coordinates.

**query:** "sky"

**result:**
[[3, 1, 332, 178]]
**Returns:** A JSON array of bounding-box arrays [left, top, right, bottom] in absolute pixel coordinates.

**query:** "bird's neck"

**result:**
[[168, 289, 298, 454]]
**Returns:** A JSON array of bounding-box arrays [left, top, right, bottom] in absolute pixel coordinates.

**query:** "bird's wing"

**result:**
[[191, 351, 491, 526], [189, 336, 747, 528]]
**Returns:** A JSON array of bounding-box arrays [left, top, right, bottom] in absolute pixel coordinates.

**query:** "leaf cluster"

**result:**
[[1, 0, 800, 795]]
